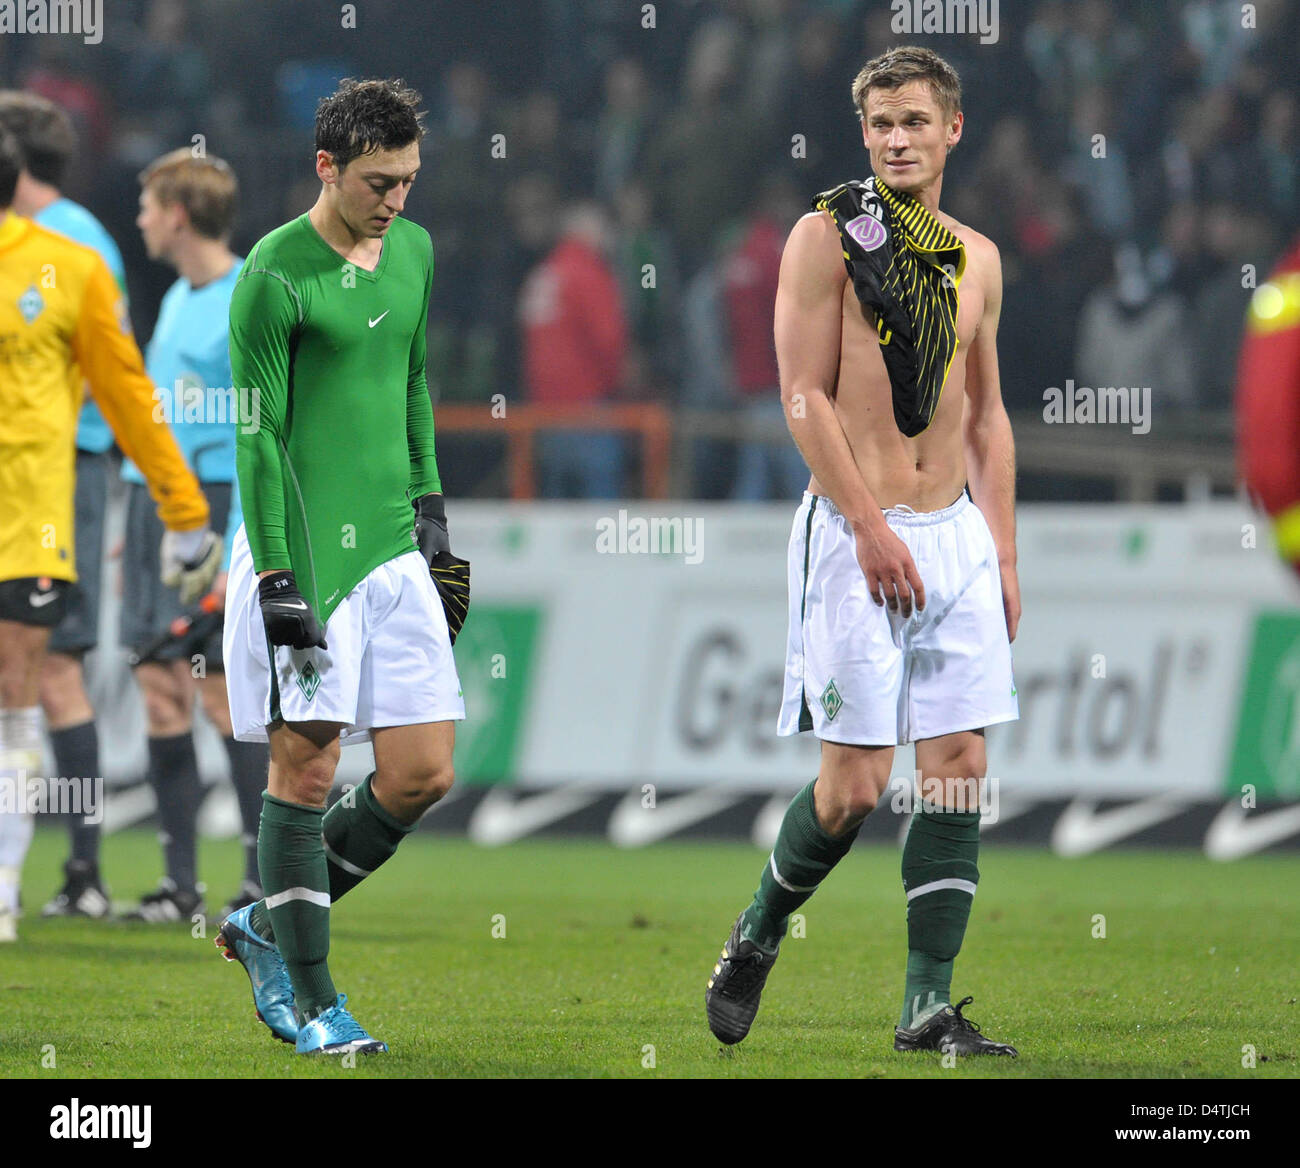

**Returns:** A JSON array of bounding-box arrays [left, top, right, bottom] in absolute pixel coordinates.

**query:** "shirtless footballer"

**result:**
[[705, 46, 1021, 1057]]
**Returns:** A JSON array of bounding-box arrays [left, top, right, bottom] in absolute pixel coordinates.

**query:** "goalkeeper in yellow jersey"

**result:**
[[0, 126, 219, 941]]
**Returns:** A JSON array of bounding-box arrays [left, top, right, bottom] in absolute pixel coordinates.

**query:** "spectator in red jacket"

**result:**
[[520, 201, 630, 497], [725, 174, 808, 500]]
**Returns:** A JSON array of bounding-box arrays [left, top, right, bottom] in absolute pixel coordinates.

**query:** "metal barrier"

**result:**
[[433, 403, 1242, 502], [433, 403, 673, 499]]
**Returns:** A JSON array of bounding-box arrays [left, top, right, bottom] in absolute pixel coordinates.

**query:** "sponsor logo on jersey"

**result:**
[[845, 213, 887, 252]]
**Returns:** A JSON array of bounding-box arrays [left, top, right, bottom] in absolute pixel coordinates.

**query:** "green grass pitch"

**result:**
[[2, 827, 1297, 1078]]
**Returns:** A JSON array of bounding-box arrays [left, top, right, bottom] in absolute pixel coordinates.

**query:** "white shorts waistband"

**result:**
[[802, 489, 970, 527]]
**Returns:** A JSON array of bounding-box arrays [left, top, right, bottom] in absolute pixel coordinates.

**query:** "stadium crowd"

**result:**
[[3, 0, 1296, 498]]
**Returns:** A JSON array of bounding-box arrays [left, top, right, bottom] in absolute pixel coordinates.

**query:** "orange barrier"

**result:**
[[433, 403, 673, 499]]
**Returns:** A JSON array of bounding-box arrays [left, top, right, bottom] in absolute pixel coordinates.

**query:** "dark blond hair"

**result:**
[[138, 148, 238, 239], [852, 46, 962, 122]]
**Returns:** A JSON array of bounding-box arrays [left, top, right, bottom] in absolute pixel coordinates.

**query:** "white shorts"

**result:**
[[778, 491, 1018, 746], [223, 524, 466, 745]]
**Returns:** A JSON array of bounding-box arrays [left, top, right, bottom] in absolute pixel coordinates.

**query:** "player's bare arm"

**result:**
[[959, 231, 1019, 642], [776, 210, 926, 616]]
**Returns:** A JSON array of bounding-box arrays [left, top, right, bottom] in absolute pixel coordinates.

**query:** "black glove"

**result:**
[[258, 571, 328, 650], [414, 492, 451, 563], [413, 493, 471, 644]]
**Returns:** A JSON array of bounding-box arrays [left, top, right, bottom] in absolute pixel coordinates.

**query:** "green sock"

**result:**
[[739, 779, 856, 952], [899, 805, 980, 1028], [322, 772, 414, 902], [258, 792, 337, 1022], [246, 775, 415, 940]]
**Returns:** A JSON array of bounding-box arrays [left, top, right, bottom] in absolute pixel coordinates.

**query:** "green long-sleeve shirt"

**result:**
[[229, 213, 440, 623]]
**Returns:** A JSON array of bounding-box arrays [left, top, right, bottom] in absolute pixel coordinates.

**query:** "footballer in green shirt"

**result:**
[[216, 78, 470, 1056]]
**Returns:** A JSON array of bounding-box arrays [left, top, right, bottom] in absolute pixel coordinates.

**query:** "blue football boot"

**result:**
[[295, 994, 387, 1056], [214, 904, 298, 1044]]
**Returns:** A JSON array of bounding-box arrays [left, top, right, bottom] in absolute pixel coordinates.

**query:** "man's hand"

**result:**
[[161, 526, 224, 606], [413, 493, 471, 644], [999, 560, 1020, 642], [258, 570, 327, 650], [413, 492, 451, 563], [854, 521, 926, 618]]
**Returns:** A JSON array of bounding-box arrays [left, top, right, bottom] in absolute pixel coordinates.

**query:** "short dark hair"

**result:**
[[852, 46, 962, 123], [0, 124, 22, 207], [0, 91, 75, 186], [314, 77, 425, 172]]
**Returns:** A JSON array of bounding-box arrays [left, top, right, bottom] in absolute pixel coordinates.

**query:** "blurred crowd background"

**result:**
[[2, 0, 1296, 500]]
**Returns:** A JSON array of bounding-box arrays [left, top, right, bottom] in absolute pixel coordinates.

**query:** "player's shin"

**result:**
[[223, 736, 269, 887], [899, 807, 980, 1028], [258, 792, 337, 1022], [740, 778, 856, 952], [321, 772, 414, 902], [0, 708, 44, 930], [146, 732, 202, 892], [50, 722, 101, 865]]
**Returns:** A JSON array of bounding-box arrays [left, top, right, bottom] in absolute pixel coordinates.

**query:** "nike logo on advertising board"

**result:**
[[607, 789, 740, 847], [467, 786, 601, 846], [1205, 802, 1300, 860], [1051, 796, 1192, 856]]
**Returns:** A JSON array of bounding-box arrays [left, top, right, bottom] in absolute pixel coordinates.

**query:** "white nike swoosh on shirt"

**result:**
[[368, 311, 390, 328], [278, 600, 308, 610], [1051, 796, 1192, 856], [607, 788, 740, 847], [1204, 802, 1300, 860], [29, 591, 58, 607]]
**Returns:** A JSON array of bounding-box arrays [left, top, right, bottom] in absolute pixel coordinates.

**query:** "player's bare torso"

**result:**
[[805, 205, 996, 513]]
